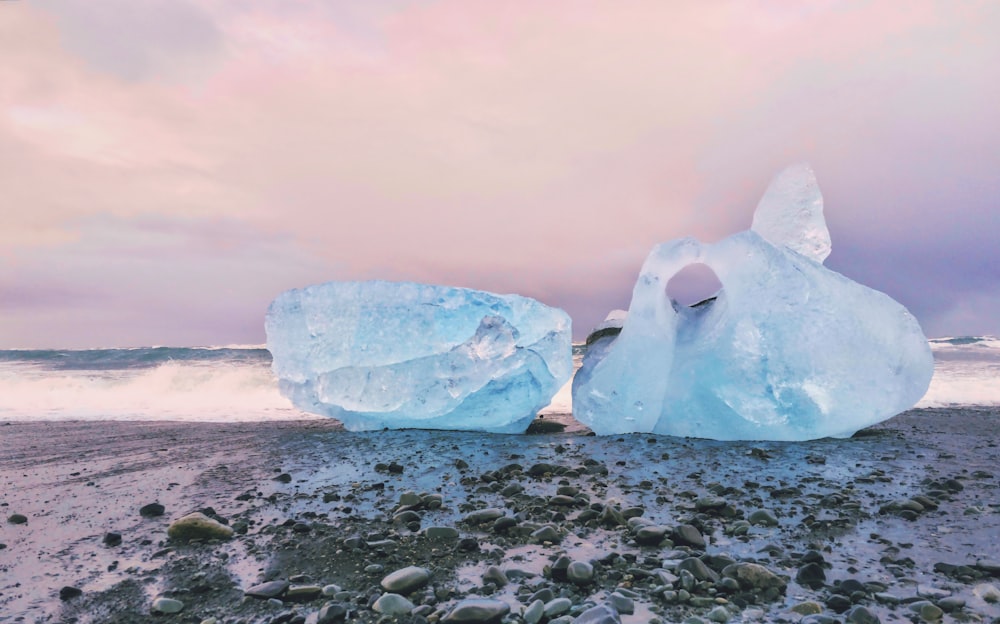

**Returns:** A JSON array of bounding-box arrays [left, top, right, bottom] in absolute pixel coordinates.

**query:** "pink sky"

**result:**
[[1, 1, 999, 347]]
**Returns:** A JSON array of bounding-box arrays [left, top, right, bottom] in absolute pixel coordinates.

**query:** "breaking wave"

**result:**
[[0, 338, 997, 421], [0, 347, 310, 421]]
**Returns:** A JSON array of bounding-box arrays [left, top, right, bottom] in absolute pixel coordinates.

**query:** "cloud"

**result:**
[[1, 1, 999, 345]]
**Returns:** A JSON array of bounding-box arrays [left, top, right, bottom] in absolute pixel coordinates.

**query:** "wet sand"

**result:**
[[1, 408, 998, 623]]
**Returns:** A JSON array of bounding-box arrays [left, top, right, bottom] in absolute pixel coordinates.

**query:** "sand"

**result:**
[[1, 408, 998, 623]]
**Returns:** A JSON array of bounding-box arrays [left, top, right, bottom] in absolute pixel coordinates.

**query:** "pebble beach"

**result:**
[[1, 407, 998, 624]]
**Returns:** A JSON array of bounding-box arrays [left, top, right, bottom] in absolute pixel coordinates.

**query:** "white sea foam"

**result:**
[[0, 360, 316, 422], [917, 336, 1000, 407], [0, 339, 996, 423]]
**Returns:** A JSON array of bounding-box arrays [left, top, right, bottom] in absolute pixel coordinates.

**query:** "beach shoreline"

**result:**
[[1, 409, 998, 623]]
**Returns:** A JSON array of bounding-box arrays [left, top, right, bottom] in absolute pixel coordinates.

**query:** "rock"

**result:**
[[139, 503, 165, 517], [483, 565, 508, 587], [974, 582, 1000, 603], [572, 603, 621, 624], [748, 509, 779, 527], [151, 597, 184, 614], [372, 593, 415, 616], [635, 525, 669, 546], [531, 524, 562, 543], [321, 584, 342, 597], [678, 557, 719, 582], [845, 605, 880, 624], [707, 605, 730, 623], [523, 599, 545, 624], [796, 562, 827, 588], [527, 418, 567, 433], [7, 514, 27, 525], [790, 602, 822, 615], [317, 602, 349, 623], [59, 586, 82, 601], [910, 601, 943, 621], [167, 512, 234, 541], [285, 585, 322, 602], [826, 594, 852, 614], [441, 598, 511, 623], [722, 563, 787, 592], [544, 598, 573, 617], [103, 532, 122, 547], [608, 592, 634, 615], [567, 561, 595, 584], [673, 524, 706, 548], [937, 596, 965, 613], [424, 527, 458, 540], [380, 566, 430, 594], [464, 508, 505, 524], [398, 491, 422, 507], [245, 580, 290, 600]]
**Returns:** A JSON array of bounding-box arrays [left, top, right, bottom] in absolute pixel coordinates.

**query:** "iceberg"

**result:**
[[266, 281, 572, 432], [572, 164, 934, 440]]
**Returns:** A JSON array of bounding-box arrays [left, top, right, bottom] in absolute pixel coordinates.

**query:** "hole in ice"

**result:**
[[666, 263, 722, 307]]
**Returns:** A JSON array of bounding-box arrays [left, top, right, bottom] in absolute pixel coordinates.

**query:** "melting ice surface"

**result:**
[[266, 281, 572, 432], [573, 164, 935, 440]]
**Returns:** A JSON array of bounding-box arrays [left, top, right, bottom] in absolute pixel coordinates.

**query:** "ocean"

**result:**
[[0, 339, 997, 423]]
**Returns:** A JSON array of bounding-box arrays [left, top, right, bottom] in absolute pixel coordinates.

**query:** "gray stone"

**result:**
[[380, 566, 430, 594], [911, 601, 943, 621], [678, 557, 719, 582], [748, 509, 779, 527], [441, 598, 510, 623], [707, 606, 730, 623], [245, 580, 290, 600], [573, 603, 621, 624], [317, 602, 349, 623], [544, 597, 573, 617], [845, 605, 880, 624], [567, 561, 595, 584], [483, 565, 508, 587], [673, 524, 706, 548], [425, 526, 460, 540], [321, 584, 342, 597], [373, 593, 415, 615], [464, 508, 505, 524], [523, 599, 545, 624], [531, 525, 562, 543], [609, 592, 634, 615], [398, 491, 422, 507], [635, 525, 669, 546], [151, 597, 184, 614]]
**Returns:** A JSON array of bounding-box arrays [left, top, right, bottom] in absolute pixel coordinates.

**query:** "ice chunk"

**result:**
[[751, 163, 831, 263], [572, 165, 933, 440], [266, 281, 572, 432]]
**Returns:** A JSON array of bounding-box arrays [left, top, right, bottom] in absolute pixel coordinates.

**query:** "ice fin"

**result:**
[[751, 162, 831, 263]]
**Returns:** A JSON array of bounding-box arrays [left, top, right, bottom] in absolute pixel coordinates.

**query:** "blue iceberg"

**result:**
[[266, 281, 572, 432], [572, 164, 934, 440]]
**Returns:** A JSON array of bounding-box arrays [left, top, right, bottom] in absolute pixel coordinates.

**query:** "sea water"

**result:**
[[0, 339, 995, 422]]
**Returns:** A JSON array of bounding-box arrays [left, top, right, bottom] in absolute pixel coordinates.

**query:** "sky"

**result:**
[[1, 1, 998, 348]]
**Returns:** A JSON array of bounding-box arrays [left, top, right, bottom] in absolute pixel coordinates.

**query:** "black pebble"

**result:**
[[796, 562, 827, 588], [59, 586, 82, 601], [139, 503, 165, 517], [103, 532, 122, 547]]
